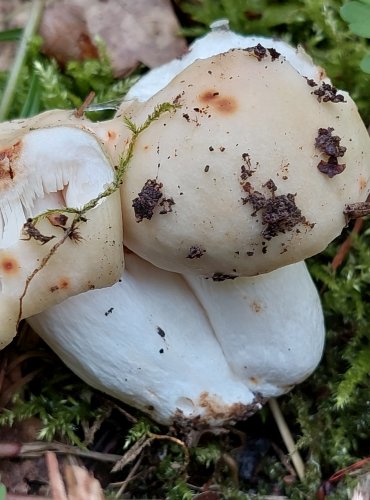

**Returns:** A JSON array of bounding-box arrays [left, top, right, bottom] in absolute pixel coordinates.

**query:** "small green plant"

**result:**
[[192, 442, 222, 468], [0, 373, 102, 446], [341, 0, 370, 72]]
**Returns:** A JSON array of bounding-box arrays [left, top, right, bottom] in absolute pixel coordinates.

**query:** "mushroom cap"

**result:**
[[28, 254, 324, 426], [120, 45, 370, 278], [125, 25, 324, 103], [0, 125, 124, 347]]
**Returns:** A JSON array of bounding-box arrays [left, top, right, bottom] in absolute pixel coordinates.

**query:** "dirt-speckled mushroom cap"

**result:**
[[28, 254, 324, 426], [0, 126, 123, 348], [120, 45, 370, 278]]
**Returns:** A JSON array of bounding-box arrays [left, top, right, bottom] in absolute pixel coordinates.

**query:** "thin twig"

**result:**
[[269, 398, 305, 481], [0, 368, 43, 408], [74, 91, 96, 118], [115, 455, 143, 498], [20, 441, 122, 462], [16, 224, 76, 329], [17, 103, 178, 329], [0, 0, 46, 120], [332, 218, 364, 271]]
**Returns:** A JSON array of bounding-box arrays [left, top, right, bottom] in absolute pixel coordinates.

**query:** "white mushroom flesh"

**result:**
[[28, 255, 324, 425], [184, 261, 325, 396]]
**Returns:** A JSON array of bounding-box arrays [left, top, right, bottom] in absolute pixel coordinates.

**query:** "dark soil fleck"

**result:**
[[344, 202, 370, 223], [315, 128, 346, 158], [267, 47, 280, 61], [306, 78, 317, 87], [312, 82, 346, 103], [317, 157, 346, 178], [211, 272, 239, 281], [245, 44, 280, 61], [104, 307, 114, 317], [132, 179, 163, 222], [240, 154, 255, 185], [187, 245, 206, 259], [245, 43, 267, 61], [159, 197, 175, 214], [315, 127, 346, 177], [157, 326, 166, 338], [242, 179, 306, 240]]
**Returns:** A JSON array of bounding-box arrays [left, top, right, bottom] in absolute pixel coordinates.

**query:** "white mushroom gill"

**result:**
[[0, 127, 124, 347], [28, 253, 324, 426]]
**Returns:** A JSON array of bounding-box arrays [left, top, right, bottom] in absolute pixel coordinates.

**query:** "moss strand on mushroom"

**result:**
[[31, 102, 179, 227], [16, 102, 179, 329]]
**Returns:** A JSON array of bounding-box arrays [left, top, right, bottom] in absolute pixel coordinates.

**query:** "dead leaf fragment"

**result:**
[[40, 4, 98, 65], [38, 0, 187, 77], [46, 451, 104, 500], [84, 0, 187, 75]]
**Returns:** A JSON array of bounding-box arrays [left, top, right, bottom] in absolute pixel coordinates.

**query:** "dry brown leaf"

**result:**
[[84, 0, 187, 75], [39, 0, 187, 76], [39, 3, 98, 65], [65, 464, 105, 500], [46, 451, 105, 500]]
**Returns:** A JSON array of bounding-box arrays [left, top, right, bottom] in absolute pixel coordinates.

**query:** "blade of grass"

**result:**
[[0, 0, 46, 121], [0, 28, 22, 42], [269, 398, 305, 481], [20, 70, 41, 117]]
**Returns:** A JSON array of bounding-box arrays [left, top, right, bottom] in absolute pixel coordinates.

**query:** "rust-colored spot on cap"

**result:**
[[50, 277, 70, 293], [359, 175, 368, 192], [1, 257, 19, 275], [250, 301, 263, 313], [59, 278, 69, 289], [107, 130, 117, 140], [0, 140, 22, 183], [199, 90, 237, 114]]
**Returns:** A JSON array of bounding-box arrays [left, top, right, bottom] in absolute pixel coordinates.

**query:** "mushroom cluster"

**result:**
[[1, 24, 369, 425]]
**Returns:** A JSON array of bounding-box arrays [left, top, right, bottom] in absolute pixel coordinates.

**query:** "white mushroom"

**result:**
[[0, 124, 124, 347], [1, 26, 368, 427], [28, 253, 324, 425], [118, 28, 370, 277]]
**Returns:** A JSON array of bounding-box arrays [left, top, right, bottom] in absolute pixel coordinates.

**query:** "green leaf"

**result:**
[[0, 28, 22, 41], [360, 52, 370, 72], [340, 1, 370, 37]]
